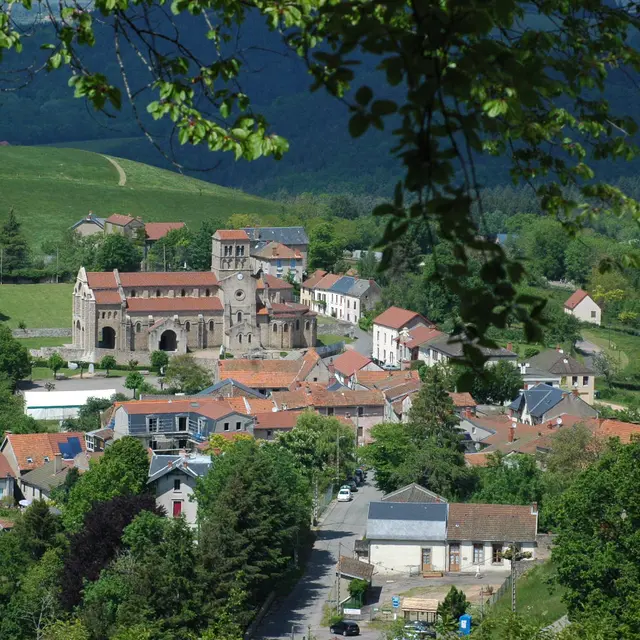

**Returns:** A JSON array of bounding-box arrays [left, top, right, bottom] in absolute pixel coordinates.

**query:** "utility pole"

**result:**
[[511, 542, 517, 613], [336, 541, 342, 615], [55, 246, 59, 284], [336, 428, 340, 486], [163, 244, 167, 272], [1, 247, 3, 285]]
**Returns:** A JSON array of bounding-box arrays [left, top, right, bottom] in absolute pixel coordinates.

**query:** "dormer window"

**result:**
[[130, 290, 136, 297], [44, 456, 50, 463], [156, 289, 161, 297], [181, 289, 186, 297], [26, 457, 33, 464]]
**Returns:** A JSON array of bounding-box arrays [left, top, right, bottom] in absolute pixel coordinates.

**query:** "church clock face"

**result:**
[[237, 273, 244, 280]]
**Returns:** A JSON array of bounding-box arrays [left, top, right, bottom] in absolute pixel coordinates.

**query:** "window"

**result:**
[[276, 259, 282, 268], [473, 544, 484, 565], [101, 312, 105, 319], [305, 321, 310, 330], [177, 416, 187, 432], [296, 319, 300, 330], [172, 501, 182, 517], [376, 330, 380, 342], [236, 421, 242, 431], [148, 417, 158, 432], [178, 439, 187, 448], [150, 440, 158, 451], [248, 334, 252, 344], [591, 310, 596, 318], [347, 300, 350, 309], [236, 245, 244, 256], [273, 324, 278, 333], [136, 322, 141, 333], [283, 323, 289, 333], [209, 320, 214, 331], [583, 376, 589, 386], [181, 289, 186, 297], [327, 407, 335, 416], [237, 311, 242, 323], [185, 321, 191, 332], [267, 430, 273, 438], [492, 544, 503, 564], [43, 456, 50, 463], [26, 457, 33, 464], [107, 311, 112, 319], [572, 376, 578, 386], [238, 334, 243, 344], [156, 289, 161, 297], [198, 418, 206, 434], [130, 290, 136, 297], [174, 479, 181, 492], [224, 422, 230, 431], [224, 245, 232, 256], [205, 288, 210, 296], [357, 406, 364, 417], [290, 258, 296, 268]]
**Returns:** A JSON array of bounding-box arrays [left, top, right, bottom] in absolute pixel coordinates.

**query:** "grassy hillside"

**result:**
[[0, 284, 72, 328], [0, 146, 285, 246]]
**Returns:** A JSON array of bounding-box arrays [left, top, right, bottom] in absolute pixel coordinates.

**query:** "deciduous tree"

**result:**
[[96, 234, 142, 273], [0, 325, 31, 387], [125, 371, 144, 398], [164, 354, 213, 394], [99, 355, 117, 376]]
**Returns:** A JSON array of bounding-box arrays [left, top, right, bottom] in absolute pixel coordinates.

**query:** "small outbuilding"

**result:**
[[23, 389, 117, 421]]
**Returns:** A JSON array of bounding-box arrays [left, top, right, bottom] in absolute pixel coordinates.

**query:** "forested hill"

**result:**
[[2, 11, 640, 197]]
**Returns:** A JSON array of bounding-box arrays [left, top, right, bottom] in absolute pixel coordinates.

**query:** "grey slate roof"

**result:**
[[381, 483, 448, 504], [427, 335, 518, 360], [243, 227, 309, 246], [330, 276, 357, 295], [147, 454, 212, 483], [20, 459, 70, 493], [70, 213, 105, 230], [367, 502, 448, 540], [338, 556, 375, 582], [197, 379, 266, 398], [521, 384, 564, 418], [528, 349, 594, 376]]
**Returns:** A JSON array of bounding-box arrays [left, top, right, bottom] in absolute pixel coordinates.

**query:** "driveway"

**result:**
[[256, 482, 383, 640], [351, 327, 373, 358]]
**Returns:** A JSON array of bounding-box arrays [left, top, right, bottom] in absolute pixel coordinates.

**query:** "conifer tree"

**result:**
[[0, 209, 29, 273]]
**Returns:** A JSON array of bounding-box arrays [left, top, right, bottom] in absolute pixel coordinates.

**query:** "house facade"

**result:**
[[367, 499, 538, 576], [110, 398, 254, 453], [251, 242, 304, 283], [526, 349, 596, 404], [103, 213, 145, 237], [71, 229, 317, 360], [564, 289, 601, 326], [302, 273, 382, 325], [372, 307, 434, 367], [418, 335, 518, 369], [70, 212, 105, 237], [0, 454, 15, 502], [147, 452, 212, 525]]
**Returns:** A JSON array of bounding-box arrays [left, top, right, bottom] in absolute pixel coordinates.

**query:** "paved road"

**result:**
[[256, 482, 383, 640], [18, 374, 161, 397], [575, 339, 602, 370], [352, 327, 373, 358]]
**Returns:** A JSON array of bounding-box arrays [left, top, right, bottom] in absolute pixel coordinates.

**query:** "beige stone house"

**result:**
[[103, 213, 146, 237], [564, 289, 601, 325]]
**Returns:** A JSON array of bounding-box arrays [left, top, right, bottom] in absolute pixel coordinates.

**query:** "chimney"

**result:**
[[531, 502, 538, 515], [54, 453, 61, 474], [506, 342, 513, 352], [272, 245, 278, 257], [508, 425, 516, 442]]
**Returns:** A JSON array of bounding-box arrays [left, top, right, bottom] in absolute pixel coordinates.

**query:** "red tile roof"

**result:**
[[219, 353, 319, 390], [355, 369, 420, 389], [4, 433, 86, 472], [0, 453, 14, 478], [403, 326, 444, 349], [126, 297, 223, 313], [87, 272, 117, 289], [105, 213, 136, 226], [297, 349, 322, 381], [119, 272, 219, 287], [447, 503, 538, 542], [116, 398, 244, 420], [272, 389, 385, 409], [257, 274, 294, 290], [302, 269, 328, 289], [464, 453, 493, 467], [253, 242, 302, 260], [314, 273, 342, 290], [374, 306, 429, 330], [225, 397, 276, 415], [214, 229, 249, 240], [597, 419, 640, 443], [95, 290, 122, 305], [449, 392, 476, 408], [564, 289, 591, 310], [254, 411, 302, 429], [333, 350, 373, 378], [144, 222, 186, 241]]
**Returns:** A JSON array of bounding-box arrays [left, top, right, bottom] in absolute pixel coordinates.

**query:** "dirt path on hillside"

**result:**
[[102, 155, 127, 186]]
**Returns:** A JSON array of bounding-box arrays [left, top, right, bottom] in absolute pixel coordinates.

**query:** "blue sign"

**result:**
[[392, 596, 400, 609], [459, 613, 472, 636]]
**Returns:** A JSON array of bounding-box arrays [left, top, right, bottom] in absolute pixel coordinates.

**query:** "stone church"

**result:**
[[72, 229, 317, 359]]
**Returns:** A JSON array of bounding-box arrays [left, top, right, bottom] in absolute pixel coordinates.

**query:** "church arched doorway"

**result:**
[[159, 330, 177, 352], [100, 326, 116, 349]]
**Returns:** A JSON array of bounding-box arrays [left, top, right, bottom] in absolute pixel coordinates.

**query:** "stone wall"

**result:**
[[317, 319, 355, 337], [12, 328, 72, 338]]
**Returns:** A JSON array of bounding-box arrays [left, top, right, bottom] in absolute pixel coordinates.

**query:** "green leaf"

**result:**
[[355, 85, 373, 106], [348, 113, 369, 138]]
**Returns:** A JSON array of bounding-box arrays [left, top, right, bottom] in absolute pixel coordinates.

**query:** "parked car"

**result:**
[[330, 620, 360, 636], [354, 468, 364, 483], [346, 479, 359, 492], [403, 621, 436, 638], [337, 488, 352, 502]]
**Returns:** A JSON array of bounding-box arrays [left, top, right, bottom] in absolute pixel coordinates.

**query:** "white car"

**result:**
[[337, 488, 352, 502]]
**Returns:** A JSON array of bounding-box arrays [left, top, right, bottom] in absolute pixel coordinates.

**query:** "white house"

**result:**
[[301, 272, 382, 325], [147, 452, 213, 526], [372, 307, 434, 367], [0, 453, 15, 502], [418, 335, 518, 368], [366, 496, 538, 576], [332, 350, 381, 388], [564, 289, 601, 326]]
